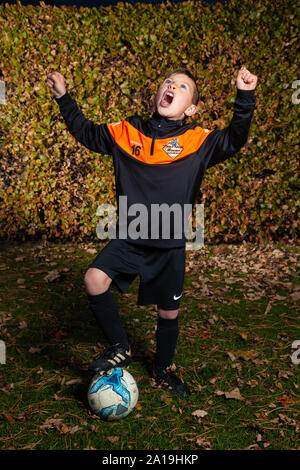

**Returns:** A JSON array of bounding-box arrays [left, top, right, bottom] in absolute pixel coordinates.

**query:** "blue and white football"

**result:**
[[87, 368, 139, 420]]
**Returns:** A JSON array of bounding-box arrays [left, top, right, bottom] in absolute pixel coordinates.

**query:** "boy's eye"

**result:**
[[181, 84, 187, 89]]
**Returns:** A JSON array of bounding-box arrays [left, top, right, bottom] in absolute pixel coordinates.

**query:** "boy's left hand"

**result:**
[[236, 66, 258, 90]]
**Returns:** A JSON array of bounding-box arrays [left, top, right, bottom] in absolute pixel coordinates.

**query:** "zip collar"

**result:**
[[147, 112, 184, 156], [147, 111, 183, 134]]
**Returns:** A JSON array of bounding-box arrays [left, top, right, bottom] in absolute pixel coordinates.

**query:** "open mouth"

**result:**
[[160, 90, 174, 107]]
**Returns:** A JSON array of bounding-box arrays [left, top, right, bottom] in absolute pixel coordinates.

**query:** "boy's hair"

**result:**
[[164, 67, 199, 105]]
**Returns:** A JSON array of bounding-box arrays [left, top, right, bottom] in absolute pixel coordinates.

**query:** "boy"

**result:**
[[46, 65, 257, 397]]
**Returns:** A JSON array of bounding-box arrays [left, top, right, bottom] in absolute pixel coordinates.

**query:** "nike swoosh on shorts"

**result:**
[[173, 293, 182, 300]]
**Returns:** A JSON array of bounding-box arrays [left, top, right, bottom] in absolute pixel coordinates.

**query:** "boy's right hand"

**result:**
[[46, 71, 67, 99]]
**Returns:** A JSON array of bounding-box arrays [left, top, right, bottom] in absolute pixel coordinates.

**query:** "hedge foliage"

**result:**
[[0, 0, 299, 243]]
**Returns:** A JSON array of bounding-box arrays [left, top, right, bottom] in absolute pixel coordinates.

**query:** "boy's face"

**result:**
[[155, 73, 198, 121]]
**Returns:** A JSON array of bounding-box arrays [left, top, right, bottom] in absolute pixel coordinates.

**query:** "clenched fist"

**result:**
[[46, 71, 67, 98], [236, 66, 258, 91]]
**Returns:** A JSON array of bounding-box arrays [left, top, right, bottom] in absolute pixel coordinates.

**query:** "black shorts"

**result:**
[[87, 239, 186, 310]]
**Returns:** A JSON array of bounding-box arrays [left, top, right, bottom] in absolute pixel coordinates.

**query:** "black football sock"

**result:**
[[87, 289, 129, 350], [154, 316, 179, 370]]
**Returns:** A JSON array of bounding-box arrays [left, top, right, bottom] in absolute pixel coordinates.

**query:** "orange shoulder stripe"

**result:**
[[107, 120, 213, 164]]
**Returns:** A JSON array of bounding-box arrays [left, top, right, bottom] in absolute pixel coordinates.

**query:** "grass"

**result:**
[[0, 239, 299, 450]]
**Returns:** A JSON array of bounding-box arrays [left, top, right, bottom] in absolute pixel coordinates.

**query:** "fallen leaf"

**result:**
[[247, 379, 259, 387], [60, 423, 69, 434], [85, 248, 97, 254], [21, 441, 41, 450], [44, 270, 61, 282], [245, 443, 260, 450], [192, 409, 208, 419], [3, 412, 15, 423], [278, 413, 295, 425], [278, 370, 294, 380], [195, 437, 211, 449], [0, 311, 12, 323], [234, 350, 260, 361], [227, 351, 236, 361], [225, 387, 244, 401], [273, 294, 287, 301], [209, 377, 218, 384], [291, 291, 300, 301], [107, 436, 119, 444], [277, 394, 300, 406], [240, 331, 248, 340], [65, 378, 82, 385], [51, 329, 68, 340], [40, 417, 64, 430], [66, 425, 82, 434], [271, 249, 284, 258], [264, 301, 272, 315], [27, 270, 48, 274]]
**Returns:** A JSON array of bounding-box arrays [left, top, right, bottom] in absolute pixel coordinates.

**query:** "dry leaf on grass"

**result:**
[[40, 416, 82, 434], [234, 350, 260, 361], [65, 378, 82, 386], [214, 390, 225, 396], [44, 270, 61, 282], [61, 424, 82, 435], [225, 387, 244, 400], [3, 412, 15, 423], [85, 248, 97, 254], [60, 423, 69, 434], [246, 443, 260, 450], [195, 437, 211, 449], [40, 417, 64, 430], [107, 436, 119, 444], [192, 410, 208, 419], [240, 331, 248, 340], [21, 441, 41, 450], [18, 320, 27, 329], [291, 291, 300, 301], [264, 301, 273, 315], [29, 347, 41, 353], [227, 351, 236, 361], [277, 394, 300, 406]]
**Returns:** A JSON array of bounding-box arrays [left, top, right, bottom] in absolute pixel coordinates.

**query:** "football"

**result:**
[[87, 367, 139, 420]]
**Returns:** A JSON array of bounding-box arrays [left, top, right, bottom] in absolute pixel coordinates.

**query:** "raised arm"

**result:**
[[205, 66, 258, 169], [46, 71, 114, 155]]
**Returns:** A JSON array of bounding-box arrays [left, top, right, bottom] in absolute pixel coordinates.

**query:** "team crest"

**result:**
[[162, 138, 183, 159]]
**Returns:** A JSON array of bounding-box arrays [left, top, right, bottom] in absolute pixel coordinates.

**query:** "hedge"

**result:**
[[0, 0, 299, 243]]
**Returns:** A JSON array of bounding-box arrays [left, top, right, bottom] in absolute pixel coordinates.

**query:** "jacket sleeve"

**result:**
[[205, 89, 256, 169], [54, 92, 114, 155]]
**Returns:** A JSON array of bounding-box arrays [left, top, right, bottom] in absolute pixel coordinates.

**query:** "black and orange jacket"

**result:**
[[54, 89, 255, 248]]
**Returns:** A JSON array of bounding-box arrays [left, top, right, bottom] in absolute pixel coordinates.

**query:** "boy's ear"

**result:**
[[184, 104, 198, 118]]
